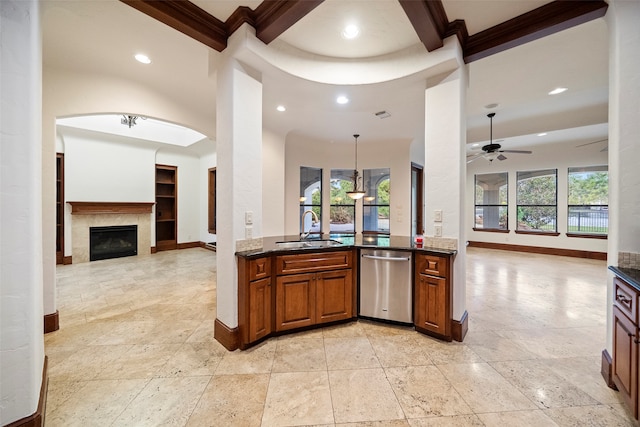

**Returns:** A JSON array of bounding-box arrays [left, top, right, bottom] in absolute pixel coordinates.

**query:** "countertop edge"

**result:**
[[236, 244, 457, 258], [609, 266, 640, 290]]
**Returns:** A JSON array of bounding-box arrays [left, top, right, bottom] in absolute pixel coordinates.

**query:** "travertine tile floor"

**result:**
[[45, 247, 636, 426]]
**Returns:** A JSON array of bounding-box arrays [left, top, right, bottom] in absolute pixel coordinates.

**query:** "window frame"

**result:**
[[329, 169, 356, 235], [473, 172, 509, 233], [362, 168, 390, 235], [300, 166, 322, 236], [567, 165, 608, 238], [515, 168, 559, 235]]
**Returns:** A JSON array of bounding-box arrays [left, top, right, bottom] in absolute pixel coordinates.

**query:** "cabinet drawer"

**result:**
[[276, 250, 352, 275], [416, 254, 448, 278], [614, 277, 639, 324], [249, 257, 271, 281]]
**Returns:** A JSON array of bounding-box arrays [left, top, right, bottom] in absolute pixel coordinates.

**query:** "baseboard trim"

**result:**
[[451, 310, 468, 342], [150, 246, 157, 254], [214, 318, 239, 351], [62, 256, 72, 265], [467, 241, 607, 260], [177, 241, 202, 250], [5, 356, 48, 427], [43, 310, 59, 334], [601, 349, 617, 390]]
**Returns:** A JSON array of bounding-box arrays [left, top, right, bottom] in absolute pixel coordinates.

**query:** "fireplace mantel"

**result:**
[[68, 201, 154, 215]]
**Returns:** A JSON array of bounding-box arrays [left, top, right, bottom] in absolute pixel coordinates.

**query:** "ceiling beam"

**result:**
[[120, 0, 228, 51], [398, 0, 449, 52], [464, 0, 609, 63], [253, 1, 325, 44]]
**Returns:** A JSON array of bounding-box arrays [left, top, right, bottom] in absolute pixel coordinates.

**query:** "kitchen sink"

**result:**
[[275, 240, 343, 249]]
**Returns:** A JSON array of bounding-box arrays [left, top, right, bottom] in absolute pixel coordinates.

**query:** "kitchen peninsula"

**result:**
[[221, 234, 461, 351]]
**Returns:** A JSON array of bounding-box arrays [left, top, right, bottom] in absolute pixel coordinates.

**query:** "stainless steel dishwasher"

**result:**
[[359, 249, 413, 324]]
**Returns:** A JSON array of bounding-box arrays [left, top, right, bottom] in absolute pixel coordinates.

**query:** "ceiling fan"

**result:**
[[467, 113, 533, 163]]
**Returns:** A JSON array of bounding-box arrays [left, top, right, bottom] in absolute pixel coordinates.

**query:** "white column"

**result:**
[[215, 43, 263, 332], [424, 67, 468, 322], [606, 1, 640, 351], [0, 0, 45, 424]]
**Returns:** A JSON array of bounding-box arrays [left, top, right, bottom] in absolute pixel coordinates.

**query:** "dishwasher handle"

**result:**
[[362, 254, 411, 262]]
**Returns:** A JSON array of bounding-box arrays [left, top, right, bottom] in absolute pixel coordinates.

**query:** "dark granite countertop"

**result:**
[[609, 266, 640, 290], [236, 234, 458, 258]]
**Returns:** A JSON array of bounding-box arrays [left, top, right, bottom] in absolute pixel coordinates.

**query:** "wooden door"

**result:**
[[415, 274, 448, 336], [276, 273, 315, 331], [613, 306, 638, 417], [248, 277, 272, 342], [316, 269, 353, 324]]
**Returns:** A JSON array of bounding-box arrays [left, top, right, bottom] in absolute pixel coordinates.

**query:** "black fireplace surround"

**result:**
[[90, 225, 137, 261]]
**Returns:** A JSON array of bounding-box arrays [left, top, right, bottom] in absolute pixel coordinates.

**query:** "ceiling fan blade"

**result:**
[[499, 149, 532, 154], [576, 139, 608, 147], [466, 153, 483, 163], [497, 154, 507, 161]]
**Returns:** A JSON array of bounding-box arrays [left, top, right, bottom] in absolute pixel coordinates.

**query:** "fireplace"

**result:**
[[90, 225, 137, 261]]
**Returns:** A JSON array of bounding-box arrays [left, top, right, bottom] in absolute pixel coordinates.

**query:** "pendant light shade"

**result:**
[[346, 134, 366, 200]]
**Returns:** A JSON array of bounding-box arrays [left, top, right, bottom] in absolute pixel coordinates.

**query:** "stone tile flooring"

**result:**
[[45, 247, 636, 426]]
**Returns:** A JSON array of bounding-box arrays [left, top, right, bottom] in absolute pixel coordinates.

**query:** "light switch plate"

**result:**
[[434, 210, 442, 222], [245, 211, 253, 225]]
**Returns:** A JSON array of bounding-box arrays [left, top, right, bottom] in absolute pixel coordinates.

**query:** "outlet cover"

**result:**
[[434, 224, 442, 237]]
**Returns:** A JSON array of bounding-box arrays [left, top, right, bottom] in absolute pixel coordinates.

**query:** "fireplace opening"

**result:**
[[90, 225, 137, 261]]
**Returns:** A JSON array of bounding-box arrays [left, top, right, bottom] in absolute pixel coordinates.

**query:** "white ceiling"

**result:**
[[42, 0, 609, 153]]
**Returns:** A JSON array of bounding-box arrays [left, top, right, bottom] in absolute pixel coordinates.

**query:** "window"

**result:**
[[330, 169, 355, 234], [474, 172, 508, 231], [300, 167, 322, 236], [363, 168, 390, 234], [568, 165, 608, 235], [208, 168, 216, 233], [516, 169, 558, 233]]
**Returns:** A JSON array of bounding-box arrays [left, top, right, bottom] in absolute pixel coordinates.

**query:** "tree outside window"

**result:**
[[516, 169, 557, 232], [330, 169, 355, 234]]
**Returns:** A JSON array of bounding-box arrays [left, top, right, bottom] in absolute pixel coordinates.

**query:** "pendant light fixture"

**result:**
[[346, 134, 366, 200]]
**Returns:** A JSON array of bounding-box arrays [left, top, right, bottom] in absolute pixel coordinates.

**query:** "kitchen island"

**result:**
[[225, 235, 460, 350]]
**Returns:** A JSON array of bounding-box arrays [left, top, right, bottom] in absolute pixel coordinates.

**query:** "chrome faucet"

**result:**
[[300, 209, 319, 239]]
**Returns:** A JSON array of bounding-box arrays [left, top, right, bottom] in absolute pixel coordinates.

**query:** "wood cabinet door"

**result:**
[[415, 274, 448, 336], [613, 306, 638, 417], [276, 273, 315, 331], [248, 277, 272, 342], [316, 269, 353, 324]]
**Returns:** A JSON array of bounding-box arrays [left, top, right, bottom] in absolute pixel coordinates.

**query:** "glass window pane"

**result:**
[[517, 206, 557, 231], [330, 169, 355, 233], [363, 168, 390, 234], [568, 206, 608, 234], [475, 173, 507, 205], [516, 169, 557, 205], [568, 165, 608, 234], [475, 206, 508, 229], [300, 166, 322, 235]]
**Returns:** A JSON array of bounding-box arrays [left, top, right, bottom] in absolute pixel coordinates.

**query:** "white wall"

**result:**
[[263, 128, 286, 237], [466, 138, 608, 252], [285, 133, 412, 236]]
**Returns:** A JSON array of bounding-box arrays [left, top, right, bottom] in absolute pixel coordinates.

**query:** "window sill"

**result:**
[[566, 233, 607, 240], [515, 230, 560, 236], [472, 228, 509, 233]]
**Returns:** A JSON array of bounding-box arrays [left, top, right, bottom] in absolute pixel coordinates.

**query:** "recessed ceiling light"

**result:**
[[342, 24, 360, 40], [336, 96, 349, 105], [472, 143, 479, 147], [484, 103, 499, 109], [276, 105, 286, 112], [548, 87, 567, 95], [537, 132, 547, 136], [134, 54, 151, 64]]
